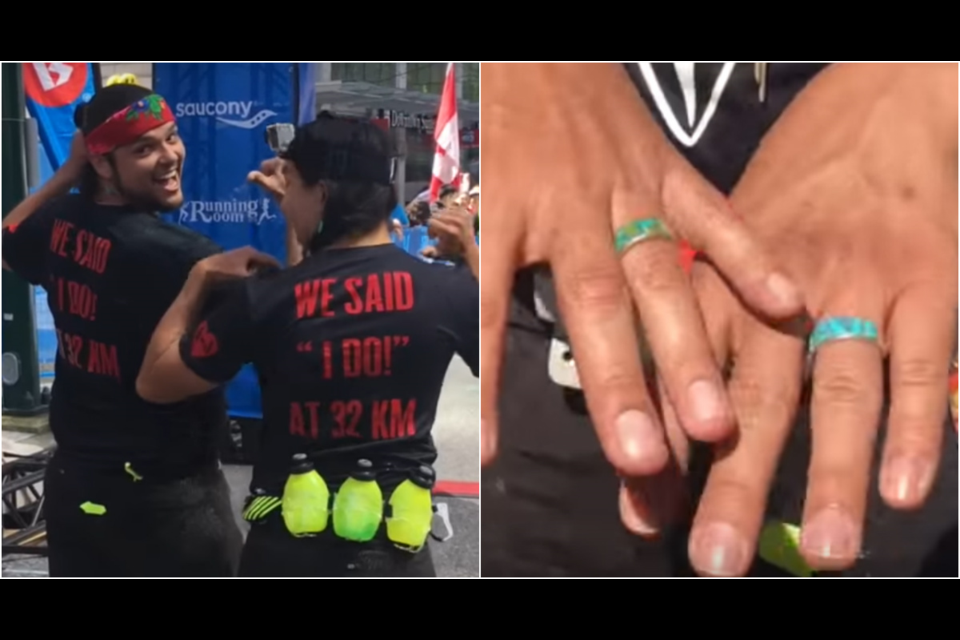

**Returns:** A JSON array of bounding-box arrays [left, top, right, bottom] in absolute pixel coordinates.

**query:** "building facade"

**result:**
[[318, 63, 479, 202]]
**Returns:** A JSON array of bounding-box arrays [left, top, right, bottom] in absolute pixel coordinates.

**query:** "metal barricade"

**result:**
[[2, 446, 55, 556]]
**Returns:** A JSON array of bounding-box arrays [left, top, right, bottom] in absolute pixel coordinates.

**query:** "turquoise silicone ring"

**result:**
[[614, 218, 673, 254], [808, 316, 880, 355]]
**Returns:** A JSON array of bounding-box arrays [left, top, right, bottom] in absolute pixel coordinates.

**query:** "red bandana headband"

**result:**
[[84, 94, 176, 155]]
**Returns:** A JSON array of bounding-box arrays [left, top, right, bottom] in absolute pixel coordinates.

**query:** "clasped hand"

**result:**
[[481, 62, 957, 577]]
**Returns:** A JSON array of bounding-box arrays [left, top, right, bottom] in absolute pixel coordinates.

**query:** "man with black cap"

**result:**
[[2, 83, 273, 576]]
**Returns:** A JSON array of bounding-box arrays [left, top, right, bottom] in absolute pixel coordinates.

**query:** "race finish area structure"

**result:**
[[2, 447, 54, 558]]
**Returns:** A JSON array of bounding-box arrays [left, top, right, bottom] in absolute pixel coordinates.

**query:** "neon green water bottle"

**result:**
[[386, 465, 435, 551], [332, 459, 383, 542], [281, 453, 330, 537]]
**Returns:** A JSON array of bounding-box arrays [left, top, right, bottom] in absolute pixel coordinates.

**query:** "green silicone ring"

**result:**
[[614, 218, 673, 254]]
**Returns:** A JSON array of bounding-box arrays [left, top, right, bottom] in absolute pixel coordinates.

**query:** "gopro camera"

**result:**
[[265, 123, 296, 154]]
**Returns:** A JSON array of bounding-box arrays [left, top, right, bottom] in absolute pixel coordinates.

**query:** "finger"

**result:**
[[620, 378, 691, 537], [431, 214, 459, 227], [430, 221, 458, 236], [479, 220, 519, 467], [242, 248, 281, 270], [552, 228, 669, 476], [638, 264, 733, 542], [661, 161, 804, 320], [620, 230, 734, 443], [690, 263, 734, 370], [261, 176, 284, 192], [247, 173, 279, 196], [253, 256, 281, 271], [689, 326, 804, 576], [880, 288, 954, 509], [802, 321, 884, 570]]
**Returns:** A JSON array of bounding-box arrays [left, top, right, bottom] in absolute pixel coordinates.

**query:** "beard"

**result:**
[[113, 177, 182, 213]]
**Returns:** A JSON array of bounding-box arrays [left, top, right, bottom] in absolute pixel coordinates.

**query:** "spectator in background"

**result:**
[[467, 185, 479, 213], [389, 200, 408, 241], [390, 200, 409, 226], [468, 185, 479, 235], [421, 206, 478, 276], [407, 200, 431, 227], [436, 184, 459, 210]]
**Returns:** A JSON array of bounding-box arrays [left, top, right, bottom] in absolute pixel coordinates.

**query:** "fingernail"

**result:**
[[689, 523, 748, 576], [801, 506, 860, 562], [688, 380, 725, 426], [766, 271, 802, 309], [619, 485, 658, 536], [882, 456, 933, 505], [615, 410, 667, 472]]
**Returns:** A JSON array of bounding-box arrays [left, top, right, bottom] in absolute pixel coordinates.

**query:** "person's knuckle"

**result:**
[[624, 245, 682, 295], [703, 472, 758, 508], [893, 357, 944, 390], [886, 416, 943, 456], [813, 366, 877, 408], [697, 228, 728, 262], [729, 375, 796, 435], [562, 263, 627, 313], [807, 450, 863, 494], [592, 368, 646, 397]]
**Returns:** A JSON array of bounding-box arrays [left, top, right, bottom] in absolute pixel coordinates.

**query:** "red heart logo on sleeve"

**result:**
[[190, 321, 219, 358]]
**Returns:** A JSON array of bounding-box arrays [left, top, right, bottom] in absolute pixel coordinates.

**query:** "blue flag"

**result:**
[[23, 63, 98, 381], [153, 63, 306, 419]]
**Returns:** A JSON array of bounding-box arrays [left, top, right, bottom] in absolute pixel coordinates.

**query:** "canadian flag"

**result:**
[[429, 63, 460, 202]]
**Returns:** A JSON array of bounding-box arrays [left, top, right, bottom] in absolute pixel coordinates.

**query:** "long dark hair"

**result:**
[[283, 113, 397, 253]]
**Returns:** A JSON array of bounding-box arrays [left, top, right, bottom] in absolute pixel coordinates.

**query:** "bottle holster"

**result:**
[[253, 474, 439, 551]]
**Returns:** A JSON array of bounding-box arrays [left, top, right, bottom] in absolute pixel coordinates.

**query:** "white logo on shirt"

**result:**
[[635, 62, 737, 148]]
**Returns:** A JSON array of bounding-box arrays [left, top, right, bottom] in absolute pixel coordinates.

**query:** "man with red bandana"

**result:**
[[2, 84, 245, 576]]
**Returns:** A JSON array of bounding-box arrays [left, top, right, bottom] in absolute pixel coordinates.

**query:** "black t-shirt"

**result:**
[[179, 243, 478, 494], [625, 62, 829, 193], [2, 195, 226, 474]]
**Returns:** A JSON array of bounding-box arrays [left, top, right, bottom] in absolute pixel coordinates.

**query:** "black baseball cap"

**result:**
[[280, 113, 395, 186]]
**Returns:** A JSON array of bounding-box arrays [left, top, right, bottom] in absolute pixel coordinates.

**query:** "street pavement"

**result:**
[[2, 358, 479, 577]]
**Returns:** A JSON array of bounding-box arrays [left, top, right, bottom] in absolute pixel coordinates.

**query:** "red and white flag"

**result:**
[[429, 63, 460, 202]]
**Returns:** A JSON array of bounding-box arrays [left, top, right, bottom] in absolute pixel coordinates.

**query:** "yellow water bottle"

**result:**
[[281, 453, 330, 536], [386, 465, 435, 552], [332, 459, 383, 542]]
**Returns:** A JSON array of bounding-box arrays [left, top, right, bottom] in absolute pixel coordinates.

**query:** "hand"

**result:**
[[391, 219, 404, 241], [481, 63, 804, 485], [248, 158, 286, 202], [194, 247, 281, 284], [428, 207, 475, 257], [677, 63, 958, 576], [420, 246, 439, 259]]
